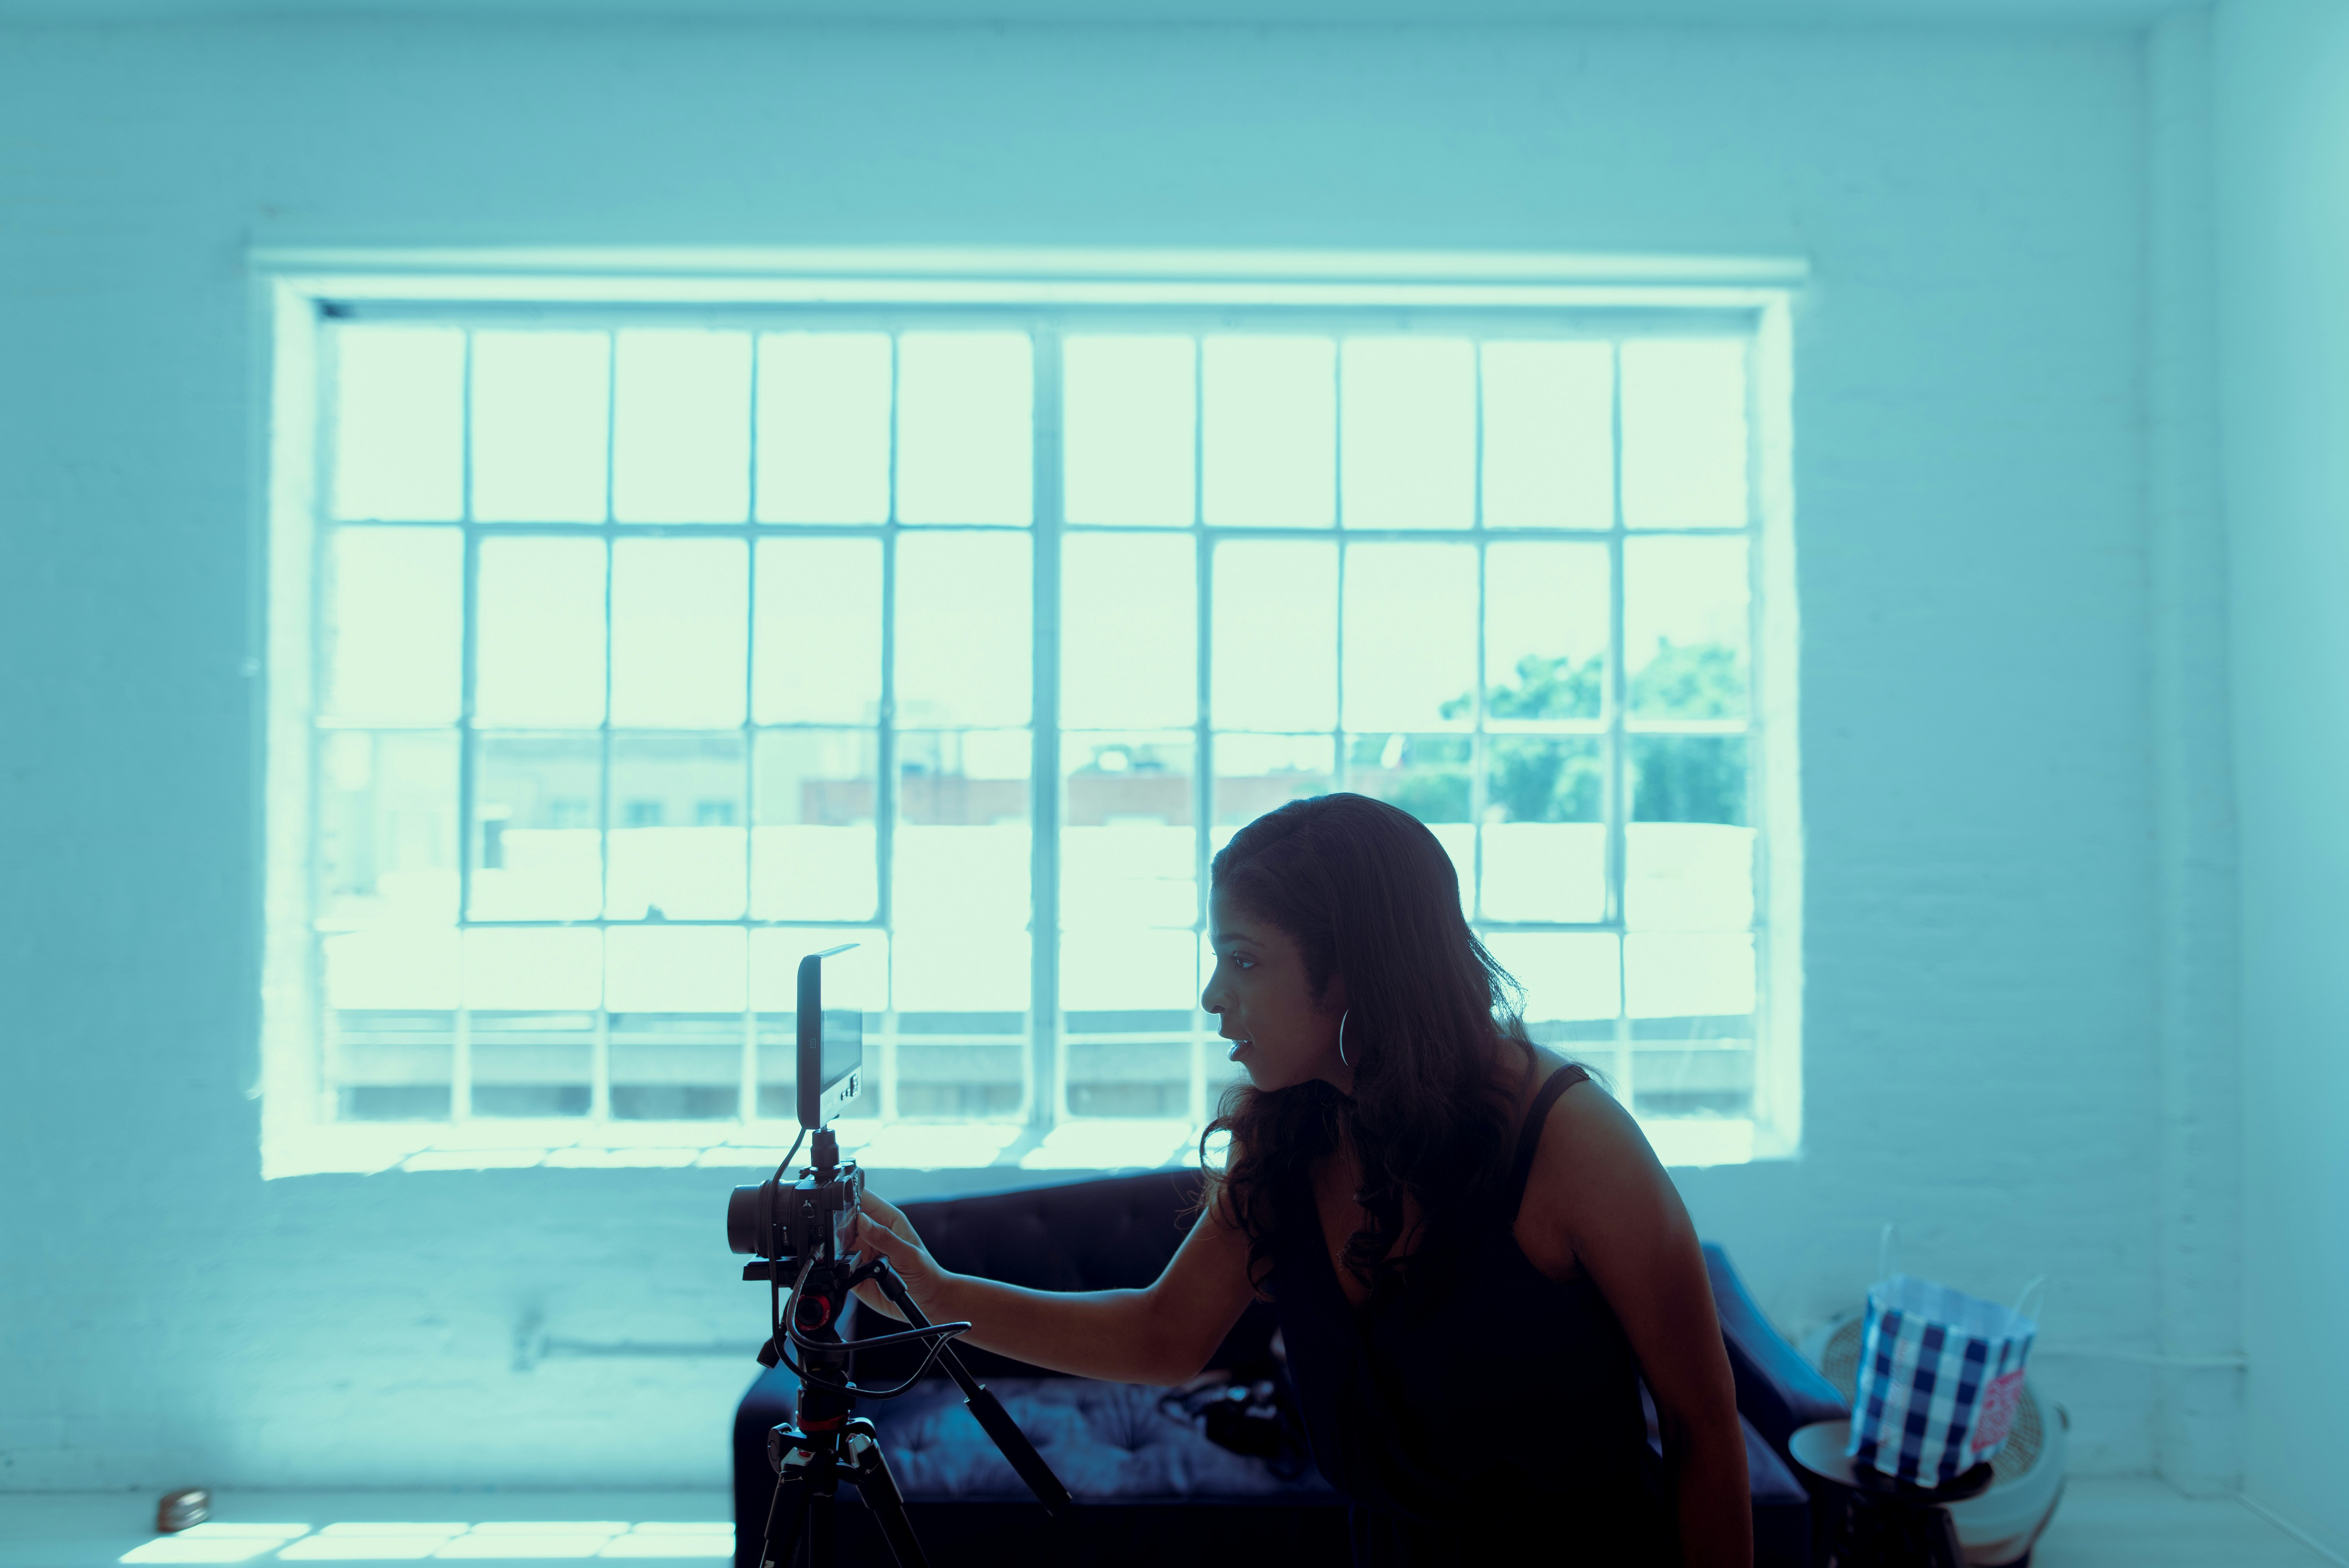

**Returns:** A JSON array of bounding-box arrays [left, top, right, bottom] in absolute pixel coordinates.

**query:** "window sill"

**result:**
[[261, 1114, 1763, 1177]]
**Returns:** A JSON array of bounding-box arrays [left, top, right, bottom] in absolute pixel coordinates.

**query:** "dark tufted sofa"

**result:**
[[732, 1168, 1843, 1568]]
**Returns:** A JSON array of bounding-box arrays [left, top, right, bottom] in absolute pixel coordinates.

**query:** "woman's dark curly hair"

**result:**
[[1200, 793, 1541, 1307]]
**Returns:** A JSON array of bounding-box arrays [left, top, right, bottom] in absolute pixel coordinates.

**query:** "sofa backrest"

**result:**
[[845, 1169, 1851, 1442], [847, 1168, 1280, 1383]]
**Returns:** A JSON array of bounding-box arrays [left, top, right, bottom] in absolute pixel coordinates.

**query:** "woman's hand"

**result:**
[[848, 1191, 959, 1324]]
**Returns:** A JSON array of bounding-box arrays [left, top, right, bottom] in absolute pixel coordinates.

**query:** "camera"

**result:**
[[721, 946, 1069, 1567], [727, 944, 864, 1264]]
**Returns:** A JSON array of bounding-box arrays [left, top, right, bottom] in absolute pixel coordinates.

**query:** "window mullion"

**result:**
[[1030, 328, 1064, 1133], [1607, 340, 1633, 1107], [1470, 341, 1488, 929], [311, 322, 342, 1128], [452, 330, 477, 1123], [1191, 337, 1212, 1133], [739, 494, 760, 1127], [876, 331, 901, 1122], [591, 344, 617, 1124]]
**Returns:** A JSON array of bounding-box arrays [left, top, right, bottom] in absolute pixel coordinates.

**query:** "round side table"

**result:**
[[1789, 1420, 1994, 1568]]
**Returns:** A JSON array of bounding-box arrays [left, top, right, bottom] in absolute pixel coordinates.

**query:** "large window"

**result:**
[[261, 259, 1800, 1176]]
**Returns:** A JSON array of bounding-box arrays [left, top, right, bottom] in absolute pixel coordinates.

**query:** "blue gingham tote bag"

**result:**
[[1846, 1228, 2044, 1486]]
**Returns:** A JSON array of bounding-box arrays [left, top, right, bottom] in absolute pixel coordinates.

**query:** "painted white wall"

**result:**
[[2213, 0, 2349, 1554], [0, 18, 2187, 1489], [2143, 7, 2243, 1502]]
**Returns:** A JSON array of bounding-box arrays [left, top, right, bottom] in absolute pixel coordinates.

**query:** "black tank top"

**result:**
[[1269, 1064, 1674, 1566]]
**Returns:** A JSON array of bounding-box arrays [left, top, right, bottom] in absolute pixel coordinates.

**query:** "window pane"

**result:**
[[1202, 336, 1334, 528], [463, 927, 599, 1119], [470, 732, 602, 920], [1063, 532, 1195, 729], [475, 536, 606, 727], [1349, 732, 1471, 821], [1485, 542, 1608, 722], [896, 332, 1031, 526], [1211, 540, 1335, 731], [1340, 337, 1473, 530], [326, 927, 460, 1009], [462, 925, 601, 1009], [1630, 1037, 1755, 1121], [606, 927, 745, 1121], [897, 531, 1031, 727], [1480, 738, 1605, 923], [752, 729, 879, 922], [318, 730, 460, 928], [1342, 542, 1476, 731], [897, 729, 1031, 929], [1625, 536, 1750, 720], [1062, 928, 1198, 1119], [608, 733, 747, 920], [1064, 335, 1195, 526], [1212, 733, 1334, 832], [1622, 339, 1748, 529], [754, 537, 882, 725], [1624, 931, 1755, 1018], [471, 330, 610, 523], [1481, 931, 1620, 1028], [324, 527, 462, 723], [757, 332, 890, 524], [332, 327, 462, 522], [610, 538, 748, 728], [1064, 733, 1196, 929], [612, 330, 751, 524], [891, 926, 1028, 1119], [1347, 733, 1472, 911], [1486, 736, 1603, 823], [1483, 341, 1613, 530], [1633, 735, 1748, 827], [1627, 821, 1755, 931], [751, 929, 886, 1120], [325, 928, 458, 1121]]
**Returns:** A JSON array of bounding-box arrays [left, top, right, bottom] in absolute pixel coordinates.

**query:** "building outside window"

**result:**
[[260, 254, 1801, 1177]]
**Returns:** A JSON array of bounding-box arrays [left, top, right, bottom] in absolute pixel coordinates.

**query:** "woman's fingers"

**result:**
[[853, 1215, 926, 1278], [856, 1190, 926, 1251]]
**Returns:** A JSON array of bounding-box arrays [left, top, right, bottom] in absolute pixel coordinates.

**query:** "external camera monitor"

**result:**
[[797, 944, 863, 1130]]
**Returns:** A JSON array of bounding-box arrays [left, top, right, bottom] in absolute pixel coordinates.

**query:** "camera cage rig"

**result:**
[[725, 948, 1069, 1568]]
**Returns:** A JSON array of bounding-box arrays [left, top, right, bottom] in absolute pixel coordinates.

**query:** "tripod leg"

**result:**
[[843, 1419, 929, 1568], [807, 1482, 835, 1568], [755, 1473, 812, 1568], [759, 1429, 814, 1568]]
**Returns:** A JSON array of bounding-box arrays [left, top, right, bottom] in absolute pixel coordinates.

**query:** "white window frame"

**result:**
[[255, 247, 1805, 1178]]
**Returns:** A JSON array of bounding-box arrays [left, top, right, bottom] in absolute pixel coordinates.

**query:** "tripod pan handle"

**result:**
[[861, 1257, 1072, 1517], [960, 1382, 1072, 1517]]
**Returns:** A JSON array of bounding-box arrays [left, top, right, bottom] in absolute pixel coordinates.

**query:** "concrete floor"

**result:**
[[0, 1480, 2334, 1568]]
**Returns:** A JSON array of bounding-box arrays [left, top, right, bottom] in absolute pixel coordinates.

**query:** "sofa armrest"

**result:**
[[1702, 1243, 1848, 1458]]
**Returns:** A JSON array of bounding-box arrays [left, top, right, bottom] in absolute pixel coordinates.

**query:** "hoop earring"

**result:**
[[1338, 1009, 1352, 1069]]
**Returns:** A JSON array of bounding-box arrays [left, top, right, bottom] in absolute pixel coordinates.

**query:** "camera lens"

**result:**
[[727, 1183, 769, 1255]]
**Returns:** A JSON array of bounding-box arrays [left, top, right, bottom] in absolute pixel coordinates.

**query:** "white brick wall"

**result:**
[[0, 16, 2220, 1489]]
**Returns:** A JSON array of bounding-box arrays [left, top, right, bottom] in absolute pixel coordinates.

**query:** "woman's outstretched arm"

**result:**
[[846, 1187, 1259, 1388], [1527, 1082, 1753, 1568]]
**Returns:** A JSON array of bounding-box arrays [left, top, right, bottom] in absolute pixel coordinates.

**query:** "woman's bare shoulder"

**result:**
[[1518, 1058, 1673, 1228]]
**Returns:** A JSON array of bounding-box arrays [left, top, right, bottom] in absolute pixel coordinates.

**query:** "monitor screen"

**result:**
[[796, 944, 863, 1128]]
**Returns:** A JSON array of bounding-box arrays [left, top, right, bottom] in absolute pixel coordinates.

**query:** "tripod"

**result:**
[[746, 1144, 1069, 1568]]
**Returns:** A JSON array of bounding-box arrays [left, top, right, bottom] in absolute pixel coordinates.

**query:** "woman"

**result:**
[[850, 793, 1750, 1566]]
